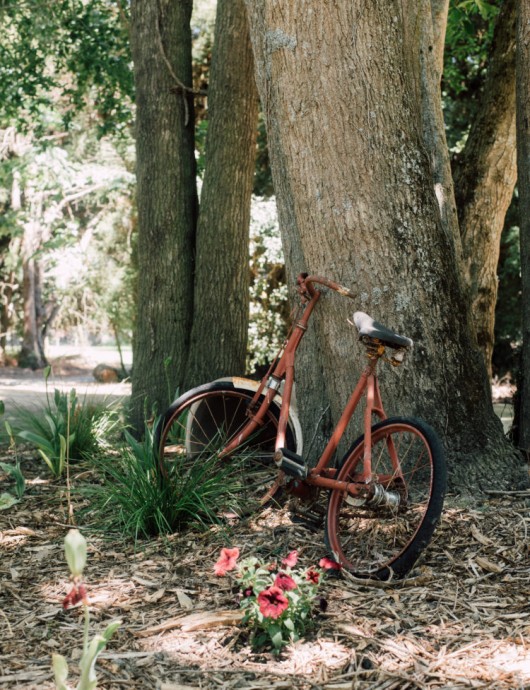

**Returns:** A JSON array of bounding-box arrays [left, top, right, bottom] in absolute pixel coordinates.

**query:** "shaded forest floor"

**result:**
[[0, 448, 529, 690]]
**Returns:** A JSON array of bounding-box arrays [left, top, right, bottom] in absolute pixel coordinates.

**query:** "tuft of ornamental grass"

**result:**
[[85, 421, 246, 540]]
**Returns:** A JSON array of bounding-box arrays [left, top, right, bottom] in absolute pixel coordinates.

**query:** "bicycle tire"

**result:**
[[325, 417, 446, 580], [155, 381, 297, 508]]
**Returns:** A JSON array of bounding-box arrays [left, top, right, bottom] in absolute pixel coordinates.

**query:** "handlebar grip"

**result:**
[[301, 274, 356, 299]]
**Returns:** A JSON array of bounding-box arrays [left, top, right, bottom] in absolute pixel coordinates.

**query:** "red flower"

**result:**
[[306, 568, 320, 584], [281, 550, 298, 568], [257, 586, 289, 619], [319, 557, 341, 571], [214, 547, 240, 576], [274, 572, 297, 591], [62, 582, 88, 610]]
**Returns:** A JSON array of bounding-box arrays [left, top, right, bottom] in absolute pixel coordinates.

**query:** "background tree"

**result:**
[[516, 0, 530, 455], [183, 0, 259, 389], [244, 0, 525, 490], [452, 0, 517, 375], [129, 0, 197, 428]]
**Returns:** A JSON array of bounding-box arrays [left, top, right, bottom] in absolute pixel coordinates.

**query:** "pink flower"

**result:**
[[306, 568, 320, 584], [62, 582, 88, 610], [281, 550, 298, 568], [319, 557, 342, 571], [257, 586, 289, 619], [214, 547, 240, 576], [274, 572, 297, 591]]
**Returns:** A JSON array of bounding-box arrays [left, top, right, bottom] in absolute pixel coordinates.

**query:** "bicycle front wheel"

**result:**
[[155, 382, 296, 508], [325, 417, 446, 579]]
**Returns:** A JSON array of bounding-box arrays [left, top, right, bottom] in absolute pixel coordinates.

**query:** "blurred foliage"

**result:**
[[443, 0, 500, 152], [247, 198, 288, 374], [0, 0, 133, 137]]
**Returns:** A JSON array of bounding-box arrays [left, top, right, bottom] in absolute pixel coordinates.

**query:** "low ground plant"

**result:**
[[12, 368, 120, 477], [214, 547, 340, 652], [0, 416, 26, 510], [87, 421, 246, 539]]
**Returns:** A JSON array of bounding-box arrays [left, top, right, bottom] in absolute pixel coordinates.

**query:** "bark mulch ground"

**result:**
[[0, 451, 529, 690]]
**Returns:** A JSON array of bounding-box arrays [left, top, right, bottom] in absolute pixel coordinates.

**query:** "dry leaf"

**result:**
[[144, 588, 165, 603], [471, 525, 493, 546], [475, 556, 504, 573], [176, 589, 194, 610]]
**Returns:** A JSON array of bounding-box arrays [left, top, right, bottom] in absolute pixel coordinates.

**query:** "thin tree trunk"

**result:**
[[183, 0, 259, 389], [516, 0, 530, 456], [19, 196, 47, 369], [130, 0, 198, 429], [453, 0, 517, 376], [245, 0, 524, 491]]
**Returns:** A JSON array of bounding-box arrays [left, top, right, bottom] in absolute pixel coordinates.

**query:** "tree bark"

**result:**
[[420, 0, 462, 267], [19, 194, 47, 370], [245, 0, 525, 491], [130, 0, 198, 428], [516, 0, 530, 456], [453, 0, 517, 376], [183, 0, 259, 389]]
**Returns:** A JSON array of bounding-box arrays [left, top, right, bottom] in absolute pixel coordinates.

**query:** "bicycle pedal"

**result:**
[[274, 448, 308, 479]]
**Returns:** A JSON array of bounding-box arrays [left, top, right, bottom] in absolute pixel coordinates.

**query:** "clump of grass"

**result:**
[[87, 421, 246, 539], [12, 368, 120, 477]]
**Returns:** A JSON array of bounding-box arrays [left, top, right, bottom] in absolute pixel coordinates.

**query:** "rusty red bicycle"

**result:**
[[155, 273, 446, 580]]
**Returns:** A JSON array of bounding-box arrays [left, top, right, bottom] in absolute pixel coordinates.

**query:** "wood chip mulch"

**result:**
[[1, 452, 529, 690]]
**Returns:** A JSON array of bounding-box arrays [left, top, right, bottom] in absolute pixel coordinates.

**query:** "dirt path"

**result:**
[[0, 350, 131, 419]]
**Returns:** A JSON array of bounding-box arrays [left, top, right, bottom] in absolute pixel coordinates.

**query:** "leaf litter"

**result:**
[[0, 451, 529, 690]]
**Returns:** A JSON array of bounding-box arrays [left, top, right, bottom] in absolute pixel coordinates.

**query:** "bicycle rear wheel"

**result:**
[[155, 381, 296, 509], [325, 417, 446, 579]]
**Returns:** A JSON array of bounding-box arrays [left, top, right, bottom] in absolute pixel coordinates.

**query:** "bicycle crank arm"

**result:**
[[274, 447, 308, 479]]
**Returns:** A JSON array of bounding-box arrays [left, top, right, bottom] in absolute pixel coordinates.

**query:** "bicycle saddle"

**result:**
[[353, 312, 413, 350]]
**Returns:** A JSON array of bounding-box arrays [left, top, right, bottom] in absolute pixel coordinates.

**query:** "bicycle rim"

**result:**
[[326, 418, 445, 579], [157, 386, 292, 508]]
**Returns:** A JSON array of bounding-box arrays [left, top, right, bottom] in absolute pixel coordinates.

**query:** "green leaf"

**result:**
[[0, 492, 18, 510], [51, 653, 69, 690], [43, 365, 52, 382], [38, 448, 56, 475], [0, 400, 4, 416], [102, 619, 121, 641], [0, 462, 25, 498], [283, 617, 294, 632], [270, 629, 284, 650], [4, 420, 13, 439]]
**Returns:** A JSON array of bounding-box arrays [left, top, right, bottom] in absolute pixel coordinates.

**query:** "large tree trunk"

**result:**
[[516, 0, 530, 457], [183, 0, 259, 389], [130, 0, 198, 428], [453, 0, 517, 376], [245, 0, 525, 491]]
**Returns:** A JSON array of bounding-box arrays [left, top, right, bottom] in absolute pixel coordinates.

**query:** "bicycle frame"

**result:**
[[221, 273, 400, 500]]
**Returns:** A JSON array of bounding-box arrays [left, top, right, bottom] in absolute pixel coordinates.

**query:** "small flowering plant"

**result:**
[[214, 547, 340, 652]]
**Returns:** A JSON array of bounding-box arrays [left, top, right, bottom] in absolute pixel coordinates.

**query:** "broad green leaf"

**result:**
[[283, 617, 294, 632], [0, 400, 4, 415], [0, 492, 18, 510]]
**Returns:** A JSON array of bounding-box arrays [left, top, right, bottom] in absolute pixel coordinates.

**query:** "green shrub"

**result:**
[[86, 421, 245, 539]]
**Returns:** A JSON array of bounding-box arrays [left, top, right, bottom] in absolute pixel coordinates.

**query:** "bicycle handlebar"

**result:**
[[297, 273, 356, 300]]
